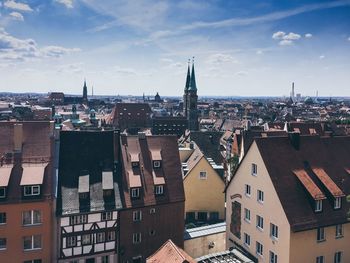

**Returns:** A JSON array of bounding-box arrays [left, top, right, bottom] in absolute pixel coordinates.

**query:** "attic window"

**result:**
[[153, 161, 161, 168], [0, 187, 6, 198], [315, 200, 322, 212], [155, 185, 164, 195], [24, 185, 40, 196], [131, 188, 140, 199], [334, 197, 342, 209], [132, 162, 139, 168]]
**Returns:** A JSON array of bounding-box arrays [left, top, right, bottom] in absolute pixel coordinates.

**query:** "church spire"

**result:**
[[83, 78, 88, 103], [189, 57, 197, 91], [184, 59, 191, 92]]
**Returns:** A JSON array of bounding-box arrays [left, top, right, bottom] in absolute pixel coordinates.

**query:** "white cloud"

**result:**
[[256, 50, 263, 55], [272, 31, 285, 40], [279, 39, 293, 46], [113, 65, 137, 76], [348, 37, 350, 41], [206, 53, 238, 64], [9, 11, 24, 21], [0, 28, 80, 61], [234, 71, 248, 76], [57, 63, 83, 74], [55, 0, 74, 9], [4, 0, 33, 12], [305, 33, 313, 38], [283, 32, 301, 40], [319, 55, 325, 59]]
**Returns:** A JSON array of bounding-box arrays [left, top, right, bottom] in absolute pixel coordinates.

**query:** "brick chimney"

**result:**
[[14, 123, 23, 152]]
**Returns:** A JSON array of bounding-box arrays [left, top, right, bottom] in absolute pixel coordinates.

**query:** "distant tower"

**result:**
[[290, 82, 295, 102], [82, 79, 88, 104], [183, 59, 191, 118], [185, 58, 199, 131]]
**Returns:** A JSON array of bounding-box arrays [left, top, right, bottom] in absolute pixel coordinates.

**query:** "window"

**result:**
[[317, 227, 325, 242], [153, 161, 161, 168], [269, 251, 278, 263], [101, 212, 112, 221], [257, 190, 264, 203], [66, 236, 76, 248], [316, 256, 324, 263], [133, 210, 142, 222], [0, 212, 6, 224], [131, 188, 140, 198], [149, 229, 156, 236], [96, 232, 105, 243], [251, 163, 257, 176], [22, 210, 42, 225], [70, 215, 87, 225], [256, 215, 264, 230], [334, 197, 342, 209], [0, 187, 6, 198], [81, 234, 91, 245], [198, 212, 207, 221], [102, 256, 109, 263], [199, 171, 207, 179], [256, 241, 263, 256], [334, 251, 342, 263], [186, 212, 195, 222], [23, 235, 42, 250], [0, 238, 6, 250], [245, 184, 251, 197], [24, 185, 40, 196], [133, 233, 141, 244], [155, 185, 164, 195], [132, 161, 139, 168], [150, 208, 156, 214], [315, 200, 322, 212], [23, 260, 42, 263], [209, 212, 219, 221], [244, 233, 250, 246], [270, 223, 279, 239], [244, 208, 251, 222], [107, 231, 115, 241], [336, 224, 343, 238]]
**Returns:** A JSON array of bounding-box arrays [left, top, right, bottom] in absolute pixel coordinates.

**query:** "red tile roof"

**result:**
[[312, 168, 345, 198], [293, 169, 326, 200]]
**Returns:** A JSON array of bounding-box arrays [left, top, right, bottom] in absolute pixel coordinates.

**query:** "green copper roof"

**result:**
[[184, 64, 191, 91], [188, 62, 197, 91]]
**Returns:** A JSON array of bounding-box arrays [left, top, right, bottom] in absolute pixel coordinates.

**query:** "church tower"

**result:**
[[82, 79, 88, 104], [183, 58, 199, 131]]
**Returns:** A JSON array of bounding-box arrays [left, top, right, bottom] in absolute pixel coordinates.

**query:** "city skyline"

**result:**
[[0, 0, 350, 96]]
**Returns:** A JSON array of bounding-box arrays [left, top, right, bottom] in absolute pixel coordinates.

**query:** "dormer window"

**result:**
[[24, 185, 40, 196], [0, 187, 6, 198], [315, 200, 322, 212], [153, 161, 161, 168], [132, 162, 139, 168], [334, 197, 342, 209], [131, 188, 140, 199], [155, 185, 164, 195], [78, 174, 90, 199]]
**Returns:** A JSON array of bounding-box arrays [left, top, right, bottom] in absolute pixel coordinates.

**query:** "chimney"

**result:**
[[189, 141, 194, 149], [138, 132, 146, 140], [14, 123, 23, 152], [288, 131, 300, 150]]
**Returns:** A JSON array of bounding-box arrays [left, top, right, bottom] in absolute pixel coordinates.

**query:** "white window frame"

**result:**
[[132, 233, 141, 244], [257, 190, 264, 203], [131, 188, 140, 198], [155, 185, 164, 195], [96, 232, 105, 243], [256, 241, 263, 256], [0, 238, 6, 250], [66, 236, 77, 248], [199, 171, 207, 180], [336, 224, 343, 238], [101, 212, 113, 221], [244, 208, 251, 223], [251, 163, 257, 176], [0, 187, 6, 198], [24, 185, 40, 196], [317, 227, 325, 242], [334, 251, 342, 263], [22, 210, 42, 226], [256, 215, 264, 231], [133, 210, 142, 222], [244, 233, 250, 246], [81, 234, 91, 245], [315, 200, 322, 212], [245, 184, 251, 197], [107, 231, 115, 241], [270, 223, 279, 239], [70, 215, 88, 225], [334, 197, 341, 209], [269, 251, 278, 263], [150, 208, 156, 214], [0, 212, 6, 224], [153, 161, 161, 168], [23, 235, 42, 250], [316, 256, 324, 263]]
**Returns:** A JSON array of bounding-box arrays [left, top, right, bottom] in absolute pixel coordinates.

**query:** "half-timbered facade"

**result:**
[[57, 130, 122, 263]]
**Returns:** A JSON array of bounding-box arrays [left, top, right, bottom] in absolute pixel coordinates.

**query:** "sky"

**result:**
[[0, 0, 349, 97]]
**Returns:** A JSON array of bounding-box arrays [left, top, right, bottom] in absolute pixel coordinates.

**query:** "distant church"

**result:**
[[183, 59, 199, 131]]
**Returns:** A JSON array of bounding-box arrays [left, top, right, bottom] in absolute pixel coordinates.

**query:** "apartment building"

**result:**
[[56, 130, 122, 263], [118, 133, 185, 263], [226, 133, 350, 263], [0, 121, 56, 263]]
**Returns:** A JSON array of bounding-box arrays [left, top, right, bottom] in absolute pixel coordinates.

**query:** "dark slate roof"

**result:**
[[189, 131, 224, 164], [120, 134, 185, 209], [57, 130, 122, 215], [255, 135, 350, 232]]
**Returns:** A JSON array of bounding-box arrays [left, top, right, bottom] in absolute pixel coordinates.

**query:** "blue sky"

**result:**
[[0, 0, 349, 96]]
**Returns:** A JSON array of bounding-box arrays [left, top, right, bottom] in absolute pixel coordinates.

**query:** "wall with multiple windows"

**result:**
[[290, 223, 350, 263], [225, 141, 291, 263]]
